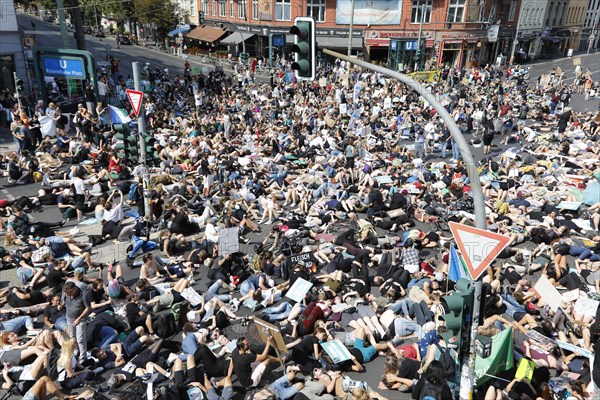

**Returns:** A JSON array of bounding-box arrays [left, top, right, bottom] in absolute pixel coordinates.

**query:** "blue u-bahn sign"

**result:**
[[43, 57, 86, 78]]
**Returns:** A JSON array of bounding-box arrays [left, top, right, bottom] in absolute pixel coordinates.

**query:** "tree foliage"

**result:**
[[132, 0, 178, 34]]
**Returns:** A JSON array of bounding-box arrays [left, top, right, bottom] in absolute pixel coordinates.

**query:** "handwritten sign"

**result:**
[[180, 287, 203, 307], [287, 252, 317, 274], [573, 296, 599, 318]]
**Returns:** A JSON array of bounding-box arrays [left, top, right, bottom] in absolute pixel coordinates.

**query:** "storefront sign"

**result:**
[[335, 0, 402, 25], [487, 25, 499, 42], [368, 30, 432, 39], [236, 24, 363, 38]]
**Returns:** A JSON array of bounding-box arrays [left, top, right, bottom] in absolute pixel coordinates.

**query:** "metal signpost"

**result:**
[[131, 62, 153, 221]]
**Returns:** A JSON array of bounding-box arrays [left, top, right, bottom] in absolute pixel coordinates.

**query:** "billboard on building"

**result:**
[[335, 0, 402, 25], [259, 0, 273, 21]]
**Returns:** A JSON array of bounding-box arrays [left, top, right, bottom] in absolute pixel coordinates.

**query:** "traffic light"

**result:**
[[114, 123, 139, 164], [290, 16, 316, 81], [143, 133, 158, 165], [440, 278, 474, 355], [15, 78, 24, 94]]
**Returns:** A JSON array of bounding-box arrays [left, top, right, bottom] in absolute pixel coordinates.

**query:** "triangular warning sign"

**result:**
[[126, 89, 144, 117], [449, 222, 510, 281]]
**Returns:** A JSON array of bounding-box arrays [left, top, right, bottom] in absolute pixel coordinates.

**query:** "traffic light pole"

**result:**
[[321, 48, 486, 400], [132, 62, 153, 222], [12, 72, 23, 111]]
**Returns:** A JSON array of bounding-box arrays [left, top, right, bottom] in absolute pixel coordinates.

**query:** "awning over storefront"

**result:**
[[542, 36, 561, 43], [168, 25, 190, 36], [554, 29, 571, 37], [220, 32, 255, 45], [318, 36, 362, 48], [186, 26, 227, 43]]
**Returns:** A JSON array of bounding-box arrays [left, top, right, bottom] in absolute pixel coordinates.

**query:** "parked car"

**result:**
[[92, 29, 105, 38], [83, 25, 92, 34], [116, 35, 132, 45]]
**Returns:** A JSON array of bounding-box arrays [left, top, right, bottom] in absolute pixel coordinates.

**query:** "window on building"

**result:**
[[189, 0, 196, 16], [219, 0, 226, 16], [508, 0, 517, 21], [202, 0, 208, 15], [546, 3, 553, 25], [275, 0, 291, 21], [230, 0, 235, 17], [252, 0, 258, 19], [307, 0, 326, 22], [447, 0, 465, 23], [212, 0, 216, 16], [411, 0, 432, 23], [238, 0, 246, 19]]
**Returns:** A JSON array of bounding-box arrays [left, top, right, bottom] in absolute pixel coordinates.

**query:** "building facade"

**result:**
[[510, 0, 547, 60], [581, 0, 600, 51], [194, 0, 592, 68], [0, 0, 28, 93]]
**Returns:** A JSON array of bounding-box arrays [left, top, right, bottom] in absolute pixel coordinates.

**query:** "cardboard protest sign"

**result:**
[[286, 277, 313, 303], [321, 339, 352, 364], [218, 227, 239, 256], [253, 317, 287, 352], [287, 252, 317, 274], [533, 275, 562, 311]]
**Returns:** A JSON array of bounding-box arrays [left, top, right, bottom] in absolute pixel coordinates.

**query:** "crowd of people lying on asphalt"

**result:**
[[0, 57, 599, 400]]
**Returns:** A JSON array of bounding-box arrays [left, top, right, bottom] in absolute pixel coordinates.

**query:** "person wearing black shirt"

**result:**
[[230, 336, 276, 389], [46, 260, 70, 295], [124, 293, 159, 337], [367, 187, 384, 218], [43, 293, 67, 333], [101, 219, 133, 241], [289, 327, 326, 374]]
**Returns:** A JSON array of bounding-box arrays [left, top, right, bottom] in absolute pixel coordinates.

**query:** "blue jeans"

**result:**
[[501, 294, 526, 320], [452, 138, 461, 160], [128, 236, 159, 259], [414, 141, 425, 159], [96, 326, 119, 349], [389, 298, 413, 315], [441, 141, 449, 158], [263, 302, 293, 321], [269, 375, 299, 400], [55, 315, 68, 333], [205, 280, 230, 302], [240, 280, 256, 296], [0, 316, 34, 333], [121, 330, 143, 357], [569, 246, 600, 261], [393, 317, 424, 338]]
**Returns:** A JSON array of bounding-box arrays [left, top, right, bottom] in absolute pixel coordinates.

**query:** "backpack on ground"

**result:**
[[435, 343, 456, 378], [47, 347, 61, 380], [419, 380, 443, 400], [155, 313, 177, 338]]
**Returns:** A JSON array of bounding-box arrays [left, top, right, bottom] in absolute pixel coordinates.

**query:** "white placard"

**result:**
[[533, 275, 563, 312], [285, 277, 313, 303], [562, 289, 580, 302], [573, 296, 599, 318]]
